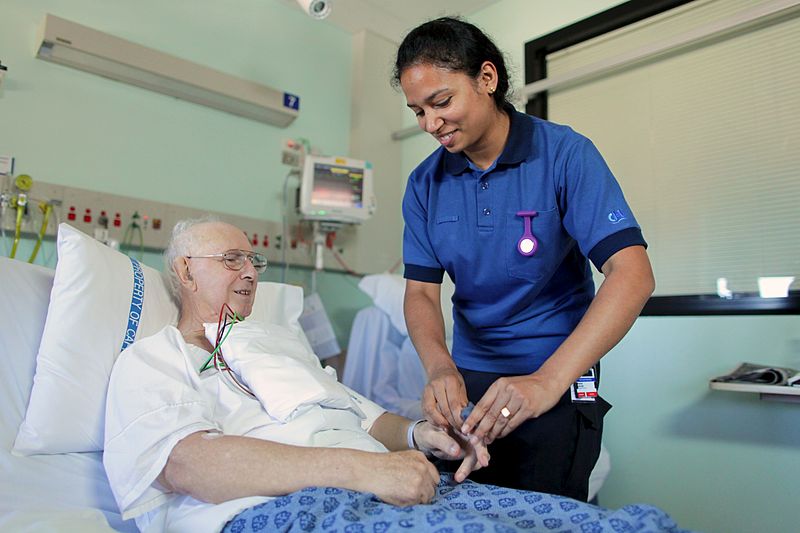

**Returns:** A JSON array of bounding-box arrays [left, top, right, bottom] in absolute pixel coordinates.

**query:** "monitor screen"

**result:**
[[310, 163, 364, 209], [299, 155, 374, 223]]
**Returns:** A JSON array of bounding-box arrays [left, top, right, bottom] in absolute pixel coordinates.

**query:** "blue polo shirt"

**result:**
[[402, 107, 646, 374]]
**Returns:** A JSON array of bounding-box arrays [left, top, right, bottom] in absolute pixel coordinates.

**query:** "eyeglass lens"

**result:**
[[223, 250, 267, 273]]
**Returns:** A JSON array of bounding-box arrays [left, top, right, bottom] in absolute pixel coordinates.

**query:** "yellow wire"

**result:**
[[9, 202, 24, 259], [28, 203, 52, 263]]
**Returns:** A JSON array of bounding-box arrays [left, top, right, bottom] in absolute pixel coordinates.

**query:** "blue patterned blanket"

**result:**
[[223, 474, 691, 532]]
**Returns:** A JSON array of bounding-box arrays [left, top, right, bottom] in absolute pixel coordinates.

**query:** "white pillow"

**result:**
[[358, 272, 455, 340], [14, 223, 304, 455], [13, 224, 179, 454], [358, 273, 407, 335], [0, 258, 54, 448]]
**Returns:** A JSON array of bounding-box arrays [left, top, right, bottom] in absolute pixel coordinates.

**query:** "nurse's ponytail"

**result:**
[[392, 17, 512, 110]]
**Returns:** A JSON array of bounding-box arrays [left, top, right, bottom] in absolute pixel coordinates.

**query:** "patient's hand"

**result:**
[[414, 422, 490, 483], [363, 450, 440, 506]]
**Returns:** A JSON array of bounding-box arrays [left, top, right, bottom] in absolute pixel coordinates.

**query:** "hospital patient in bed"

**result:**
[[103, 218, 489, 533], [104, 218, 687, 533]]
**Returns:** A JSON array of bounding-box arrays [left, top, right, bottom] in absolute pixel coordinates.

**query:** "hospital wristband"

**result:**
[[407, 419, 426, 450]]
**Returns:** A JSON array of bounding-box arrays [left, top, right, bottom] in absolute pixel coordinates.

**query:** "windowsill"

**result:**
[[642, 293, 800, 316]]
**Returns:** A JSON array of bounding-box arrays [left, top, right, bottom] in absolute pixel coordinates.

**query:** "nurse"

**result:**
[[394, 17, 655, 500]]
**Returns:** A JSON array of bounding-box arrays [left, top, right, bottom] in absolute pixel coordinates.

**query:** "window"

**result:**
[[525, 0, 800, 315]]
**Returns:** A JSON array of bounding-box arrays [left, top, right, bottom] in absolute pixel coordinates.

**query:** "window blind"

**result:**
[[547, 0, 800, 296]]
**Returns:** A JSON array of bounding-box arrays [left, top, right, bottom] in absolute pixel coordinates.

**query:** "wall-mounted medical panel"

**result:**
[[0, 178, 364, 274]]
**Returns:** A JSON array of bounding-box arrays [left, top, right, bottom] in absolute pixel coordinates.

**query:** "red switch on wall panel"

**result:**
[[251, 234, 258, 246], [83, 208, 92, 223], [67, 206, 76, 221], [262, 235, 269, 248], [113, 213, 121, 227]]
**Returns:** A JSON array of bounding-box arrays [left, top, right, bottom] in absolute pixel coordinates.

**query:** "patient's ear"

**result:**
[[174, 257, 195, 289]]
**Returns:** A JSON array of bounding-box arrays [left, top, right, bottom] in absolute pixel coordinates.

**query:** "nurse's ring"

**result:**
[[500, 407, 511, 418]]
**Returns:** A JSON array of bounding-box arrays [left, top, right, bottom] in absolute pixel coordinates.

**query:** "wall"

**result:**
[[0, 0, 371, 346], [601, 315, 800, 533], [348, 30, 406, 274], [397, 2, 800, 533]]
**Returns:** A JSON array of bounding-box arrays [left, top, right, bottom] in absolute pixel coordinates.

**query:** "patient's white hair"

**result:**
[[164, 216, 220, 306]]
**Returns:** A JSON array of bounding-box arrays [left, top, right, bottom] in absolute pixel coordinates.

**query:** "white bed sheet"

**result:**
[[0, 257, 135, 532]]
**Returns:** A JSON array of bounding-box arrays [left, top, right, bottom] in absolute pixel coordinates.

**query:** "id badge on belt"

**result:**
[[570, 367, 597, 403]]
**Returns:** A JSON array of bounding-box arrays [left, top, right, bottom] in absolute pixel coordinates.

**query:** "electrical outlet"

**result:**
[[0, 155, 14, 176]]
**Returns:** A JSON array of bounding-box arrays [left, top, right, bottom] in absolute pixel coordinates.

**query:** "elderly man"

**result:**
[[103, 218, 488, 533]]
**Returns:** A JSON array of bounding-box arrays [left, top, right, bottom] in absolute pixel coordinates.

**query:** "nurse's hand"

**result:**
[[422, 366, 468, 430], [460, 373, 563, 444], [413, 422, 490, 483], [365, 450, 440, 506]]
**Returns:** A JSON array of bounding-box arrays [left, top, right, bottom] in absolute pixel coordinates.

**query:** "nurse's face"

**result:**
[[400, 62, 498, 157], [184, 222, 258, 322]]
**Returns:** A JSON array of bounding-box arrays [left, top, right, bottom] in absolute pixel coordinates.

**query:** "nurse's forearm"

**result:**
[[535, 246, 654, 394], [404, 282, 453, 375]]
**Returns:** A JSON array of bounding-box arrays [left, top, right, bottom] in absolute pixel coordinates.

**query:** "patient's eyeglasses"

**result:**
[[186, 249, 268, 273]]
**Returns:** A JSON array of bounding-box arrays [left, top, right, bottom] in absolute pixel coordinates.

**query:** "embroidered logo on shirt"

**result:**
[[607, 210, 626, 224]]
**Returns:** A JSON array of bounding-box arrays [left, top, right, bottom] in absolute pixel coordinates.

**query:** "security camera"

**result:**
[[295, 0, 332, 19]]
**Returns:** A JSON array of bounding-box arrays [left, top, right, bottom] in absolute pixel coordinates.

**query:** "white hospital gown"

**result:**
[[103, 322, 387, 533]]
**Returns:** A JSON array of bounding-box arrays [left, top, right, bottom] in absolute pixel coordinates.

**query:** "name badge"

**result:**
[[570, 367, 598, 403]]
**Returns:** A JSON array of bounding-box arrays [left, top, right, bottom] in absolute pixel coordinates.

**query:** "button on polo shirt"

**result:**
[[402, 106, 646, 374]]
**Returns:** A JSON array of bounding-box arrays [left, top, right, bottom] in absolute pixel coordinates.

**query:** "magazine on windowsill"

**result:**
[[711, 362, 800, 387]]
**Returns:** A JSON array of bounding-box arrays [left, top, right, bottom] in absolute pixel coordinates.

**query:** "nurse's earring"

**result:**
[[488, 86, 495, 95]]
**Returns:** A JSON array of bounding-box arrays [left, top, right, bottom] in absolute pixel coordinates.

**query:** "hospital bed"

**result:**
[[1, 256, 134, 532], [1, 225, 678, 532], [0, 224, 308, 532]]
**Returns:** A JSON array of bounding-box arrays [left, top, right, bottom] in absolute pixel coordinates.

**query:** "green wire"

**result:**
[[198, 312, 243, 373]]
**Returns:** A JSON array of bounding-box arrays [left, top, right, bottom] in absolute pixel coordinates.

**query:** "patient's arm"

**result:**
[[158, 431, 439, 507]]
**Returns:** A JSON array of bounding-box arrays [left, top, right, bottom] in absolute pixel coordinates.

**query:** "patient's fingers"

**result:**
[[454, 435, 490, 483], [416, 422, 462, 459], [454, 454, 476, 483], [471, 434, 491, 468], [426, 456, 440, 485], [372, 450, 439, 506]]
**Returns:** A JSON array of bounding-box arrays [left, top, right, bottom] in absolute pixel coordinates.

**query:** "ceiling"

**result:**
[[279, 0, 501, 43]]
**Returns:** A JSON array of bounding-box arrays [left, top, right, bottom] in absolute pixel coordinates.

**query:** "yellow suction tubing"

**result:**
[[9, 194, 25, 259], [28, 202, 53, 263]]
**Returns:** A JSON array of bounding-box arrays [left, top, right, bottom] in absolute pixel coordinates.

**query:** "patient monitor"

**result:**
[[298, 155, 375, 225]]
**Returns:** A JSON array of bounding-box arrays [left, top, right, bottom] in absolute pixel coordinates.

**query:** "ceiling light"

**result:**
[[35, 14, 299, 127]]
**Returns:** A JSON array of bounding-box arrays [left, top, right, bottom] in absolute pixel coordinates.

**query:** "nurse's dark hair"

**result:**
[[392, 16, 511, 109]]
